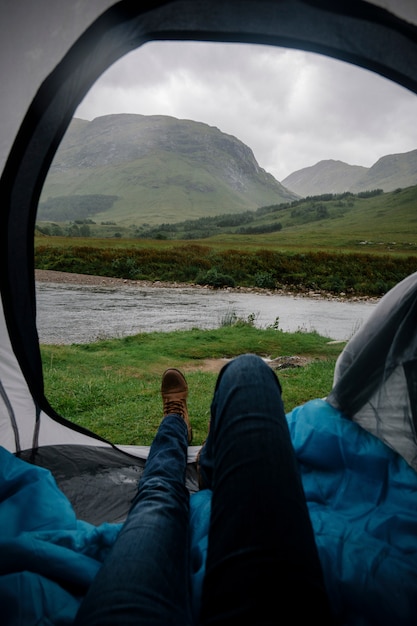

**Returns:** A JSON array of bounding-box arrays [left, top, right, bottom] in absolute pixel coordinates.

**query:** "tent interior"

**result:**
[[1, 0, 417, 621]]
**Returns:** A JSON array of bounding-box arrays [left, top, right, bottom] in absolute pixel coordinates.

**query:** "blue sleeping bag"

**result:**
[[1, 400, 417, 624]]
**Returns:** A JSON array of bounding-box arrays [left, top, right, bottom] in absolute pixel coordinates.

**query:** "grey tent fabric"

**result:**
[[328, 272, 417, 471]]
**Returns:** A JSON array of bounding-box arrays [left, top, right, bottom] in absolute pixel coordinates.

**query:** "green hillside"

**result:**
[[39, 114, 297, 224], [126, 186, 417, 252], [37, 186, 417, 252]]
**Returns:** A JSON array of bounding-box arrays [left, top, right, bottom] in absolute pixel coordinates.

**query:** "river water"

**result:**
[[35, 281, 377, 344]]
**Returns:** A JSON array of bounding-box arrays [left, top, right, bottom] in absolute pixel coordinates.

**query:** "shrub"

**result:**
[[111, 256, 140, 279], [196, 268, 235, 288], [254, 271, 276, 289], [220, 309, 238, 327], [220, 310, 256, 327]]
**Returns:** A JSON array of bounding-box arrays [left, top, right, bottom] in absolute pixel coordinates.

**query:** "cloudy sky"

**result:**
[[75, 41, 417, 182]]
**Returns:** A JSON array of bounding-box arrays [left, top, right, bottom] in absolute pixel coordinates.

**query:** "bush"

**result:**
[[196, 268, 235, 288], [254, 271, 276, 289], [111, 256, 140, 279]]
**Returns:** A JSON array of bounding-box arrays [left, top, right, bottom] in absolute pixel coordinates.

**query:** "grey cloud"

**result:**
[[76, 42, 417, 180]]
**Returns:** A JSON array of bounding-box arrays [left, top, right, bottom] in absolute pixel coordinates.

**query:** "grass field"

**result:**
[[37, 185, 417, 251], [41, 325, 343, 446]]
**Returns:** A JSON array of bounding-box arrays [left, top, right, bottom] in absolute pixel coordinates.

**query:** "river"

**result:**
[[35, 281, 377, 344]]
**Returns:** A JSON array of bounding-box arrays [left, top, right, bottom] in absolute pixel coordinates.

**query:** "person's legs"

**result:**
[[75, 370, 193, 626], [199, 354, 332, 625]]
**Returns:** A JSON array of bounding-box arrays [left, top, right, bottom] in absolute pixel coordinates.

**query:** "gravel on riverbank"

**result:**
[[35, 269, 155, 288], [35, 269, 379, 303]]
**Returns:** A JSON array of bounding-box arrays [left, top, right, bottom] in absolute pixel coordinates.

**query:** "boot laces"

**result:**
[[164, 399, 186, 417]]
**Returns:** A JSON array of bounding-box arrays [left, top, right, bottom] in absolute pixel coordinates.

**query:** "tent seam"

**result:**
[[0, 378, 20, 452]]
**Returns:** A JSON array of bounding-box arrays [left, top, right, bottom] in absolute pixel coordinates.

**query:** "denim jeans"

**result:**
[[75, 354, 332, 625], [75, 413, 193, 625], [199, 354, 332, 624]]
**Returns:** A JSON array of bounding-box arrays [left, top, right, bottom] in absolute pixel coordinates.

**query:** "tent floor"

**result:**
[[18, 445, 199, 525]]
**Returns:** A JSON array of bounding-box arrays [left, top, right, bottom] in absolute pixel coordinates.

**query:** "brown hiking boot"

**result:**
[[161, 368, 192, 444]]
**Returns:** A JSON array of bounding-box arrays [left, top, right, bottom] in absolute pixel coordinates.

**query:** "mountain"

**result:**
[[39, 114, 297, 224], [351, 150, 417, 193], [281, 150, 417, 197], [281, 160, 368, 196]]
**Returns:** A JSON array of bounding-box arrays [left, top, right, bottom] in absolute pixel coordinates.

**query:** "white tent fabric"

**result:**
[[1, 0, 417, 470]]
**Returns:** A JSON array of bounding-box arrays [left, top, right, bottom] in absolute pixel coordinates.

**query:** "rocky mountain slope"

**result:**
[[40, 114, 297, 224]]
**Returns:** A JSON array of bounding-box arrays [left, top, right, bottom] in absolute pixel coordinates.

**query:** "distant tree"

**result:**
[[67, 224, 80, 237], [357, 189, 383, 198], [79, 224, 91, 236], [316, 204, 329, 219], [50, 223, 64, 236]]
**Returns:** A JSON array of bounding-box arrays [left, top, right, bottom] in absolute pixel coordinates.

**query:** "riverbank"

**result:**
[[35, 269, 379, 303], [41, 324, 342, 445]]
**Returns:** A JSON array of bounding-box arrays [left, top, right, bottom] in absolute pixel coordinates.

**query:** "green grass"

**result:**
[[37, 185, 417, 251], [203, 187, 417, 252], [41, 325, 343, 446]]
